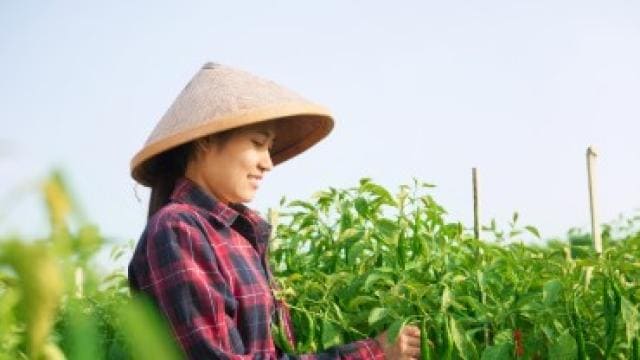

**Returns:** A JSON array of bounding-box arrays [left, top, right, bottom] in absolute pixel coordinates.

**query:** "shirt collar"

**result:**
[[170, 176, 240, 227], [169, 177, 273, 240]]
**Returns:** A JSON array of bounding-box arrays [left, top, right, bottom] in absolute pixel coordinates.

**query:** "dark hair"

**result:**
[[147, 130, 234, 219]]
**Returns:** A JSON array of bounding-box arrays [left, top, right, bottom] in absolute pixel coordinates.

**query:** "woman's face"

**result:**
[[185, 122, 276, 204]]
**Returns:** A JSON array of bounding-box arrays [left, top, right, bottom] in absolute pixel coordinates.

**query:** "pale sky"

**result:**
[[2, 1, 639, 251]]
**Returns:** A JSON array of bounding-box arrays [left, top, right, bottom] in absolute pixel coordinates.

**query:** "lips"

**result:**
[[248, 175, 262, 188]]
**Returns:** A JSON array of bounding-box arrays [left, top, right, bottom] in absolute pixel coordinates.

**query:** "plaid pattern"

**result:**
[[128, 177, 384, 359]]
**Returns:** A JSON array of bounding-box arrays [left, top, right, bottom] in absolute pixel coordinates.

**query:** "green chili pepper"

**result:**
[[420, 318, 431, 360], [272, 321, 294, 354], [604, 278, 621, 359], [397, 230, 406, 270], [442, 317, 453, 360], [304, 311, 317, 352], [572, 309, 586, 360]]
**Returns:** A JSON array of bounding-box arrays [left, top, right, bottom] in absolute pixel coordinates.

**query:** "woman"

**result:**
[[128, 62, 422, 359]]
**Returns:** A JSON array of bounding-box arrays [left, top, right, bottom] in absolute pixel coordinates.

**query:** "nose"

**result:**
[[258, 149, 273, 173]]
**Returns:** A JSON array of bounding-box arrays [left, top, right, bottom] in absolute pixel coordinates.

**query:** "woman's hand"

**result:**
[[375, 325, 422, 360]]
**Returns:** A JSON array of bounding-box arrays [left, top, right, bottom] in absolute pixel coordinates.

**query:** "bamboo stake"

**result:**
[[473, 168, 489, 345], [586, 146, 602, 255], [473, 168, 479, 241]]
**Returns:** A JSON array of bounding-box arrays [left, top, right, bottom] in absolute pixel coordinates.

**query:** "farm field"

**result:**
[[0, 170, 638, 359]]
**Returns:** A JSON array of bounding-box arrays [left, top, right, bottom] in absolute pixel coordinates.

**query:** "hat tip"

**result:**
[[202, 62, 220, 70]]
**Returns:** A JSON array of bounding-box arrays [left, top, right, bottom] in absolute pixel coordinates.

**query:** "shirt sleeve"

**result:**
[[134, 213, 385, 360]]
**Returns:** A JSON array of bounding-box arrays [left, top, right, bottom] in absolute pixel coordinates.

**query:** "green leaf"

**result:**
[[543, 279, 563, 305], [387, 318, 408, 343], [0, 241, 63, 359], [321, 319, 343, 349], [493, 329, 513, 344], [287, 200, 317, 212], [621, 296, 639, 344], [354, 197, 369, 217], [348, 242, 368, 263], [525, 225, 541, 239], [368, 307, 390, 326], [481, 342, 512, 360], [339, 228, 363, 243], [347, 296, 376, 311], [420, 181, 436, 188], [118, 296, 183, 360], [360, 182, 396, 206], [65, 301, 102, 360], [441, 286, 453, 312], [508, 230, 522, 238], [359, 177, 373, 186], [364, 271, 395, 291], [376, 219, 399, 239], [449, 316, 478, 359], [548, 331, 577, 360]]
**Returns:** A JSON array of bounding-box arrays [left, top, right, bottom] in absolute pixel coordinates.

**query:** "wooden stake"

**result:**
[[586, 146, 602, 255], [473, 168, 480, 240], [472, 168, 489, 345]]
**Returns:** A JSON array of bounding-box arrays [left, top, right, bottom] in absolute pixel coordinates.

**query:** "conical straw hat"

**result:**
[[130, 62, 334, 186]]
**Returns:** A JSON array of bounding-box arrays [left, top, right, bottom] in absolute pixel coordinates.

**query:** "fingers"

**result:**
[[399, 340, 421, 356], [404, 336, 420, 347], [401, 325, 421, 339], [400, 337, 420, 350], [398, 326, 422, 358], [380, 324, 425, 360]]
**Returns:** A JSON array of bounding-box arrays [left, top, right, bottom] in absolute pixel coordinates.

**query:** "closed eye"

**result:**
[[253, 139, 274, 151]]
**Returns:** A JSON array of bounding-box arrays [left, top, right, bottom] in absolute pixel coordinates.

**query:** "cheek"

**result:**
[[236, 149, 260, 170]]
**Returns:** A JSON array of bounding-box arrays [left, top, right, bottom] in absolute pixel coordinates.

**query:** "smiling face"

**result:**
[[185, 122, 276, 204]]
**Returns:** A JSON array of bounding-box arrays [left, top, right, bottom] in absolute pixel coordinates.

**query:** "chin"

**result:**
[[238, 194, 255, 203]]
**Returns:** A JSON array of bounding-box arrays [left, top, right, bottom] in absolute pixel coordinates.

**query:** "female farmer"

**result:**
[[128, 62, 421, 359]]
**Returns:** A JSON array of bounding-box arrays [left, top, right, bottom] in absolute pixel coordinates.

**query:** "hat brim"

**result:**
[[130, 102, 333, 186]]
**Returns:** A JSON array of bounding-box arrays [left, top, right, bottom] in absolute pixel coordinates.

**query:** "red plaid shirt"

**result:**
[[128, 177, 384, 359]]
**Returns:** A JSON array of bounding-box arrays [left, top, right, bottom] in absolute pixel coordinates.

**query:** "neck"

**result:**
[[184, 172, 230, 206]]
